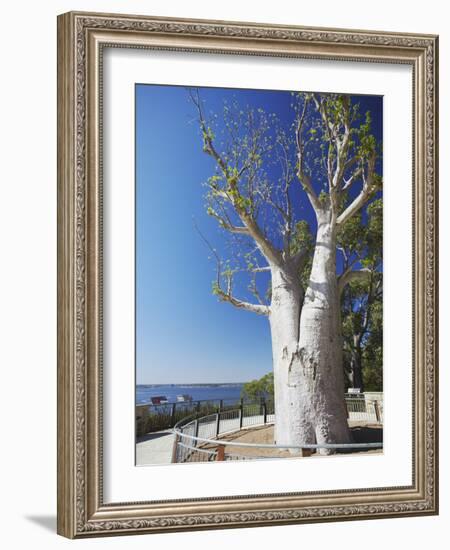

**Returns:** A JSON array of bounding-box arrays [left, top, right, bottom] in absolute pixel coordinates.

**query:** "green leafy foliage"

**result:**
[[241, 372, 274, 401], [339, 200, 383, 391], [338, 198, 382, 267], [362, 298, 383, 391]]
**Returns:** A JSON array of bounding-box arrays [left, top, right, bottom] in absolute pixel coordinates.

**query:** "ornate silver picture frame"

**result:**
[[57, 11, 438, 538]]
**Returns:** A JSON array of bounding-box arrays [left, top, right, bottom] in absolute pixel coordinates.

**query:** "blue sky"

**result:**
[[135, 84, 382, 384]]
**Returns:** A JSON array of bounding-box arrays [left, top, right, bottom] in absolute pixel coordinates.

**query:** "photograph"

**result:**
[[135, 84, 384, 466]]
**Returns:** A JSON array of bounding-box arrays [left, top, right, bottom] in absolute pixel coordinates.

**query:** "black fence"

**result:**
[[136, 394, 382, 438], [136, 398, 274, 437]]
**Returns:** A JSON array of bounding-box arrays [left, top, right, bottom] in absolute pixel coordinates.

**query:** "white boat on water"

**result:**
[[176, 394, 193, 402]]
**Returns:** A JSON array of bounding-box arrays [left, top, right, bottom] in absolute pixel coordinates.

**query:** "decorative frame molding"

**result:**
[[57, 11, 438, 538]]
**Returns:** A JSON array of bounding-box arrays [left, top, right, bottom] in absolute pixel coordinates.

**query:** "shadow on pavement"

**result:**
[[137, 430, 173, 443]]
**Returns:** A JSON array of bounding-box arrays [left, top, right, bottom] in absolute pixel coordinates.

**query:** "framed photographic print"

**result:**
[[57, 11, 439, 538]]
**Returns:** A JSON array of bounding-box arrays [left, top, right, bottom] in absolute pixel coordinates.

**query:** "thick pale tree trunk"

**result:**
[[297, 215, 351, 450], [269, 267, 304, 446], [270, 211, 351, 452]]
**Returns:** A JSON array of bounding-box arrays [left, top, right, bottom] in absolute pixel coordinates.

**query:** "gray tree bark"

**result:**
[[270, 211, 351, 452]]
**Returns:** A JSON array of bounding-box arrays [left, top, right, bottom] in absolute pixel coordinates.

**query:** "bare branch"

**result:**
[[332, 96, 352, 189], [193, 219, 270, 316], [312, 94, 334, 140], [344, 155, 360, 172], [337, 154, 378, 226], [214, 287, 270, 315], [189, 89, 230, 176], [248, 270, 267, 306], [342, 165, 363, 192], [207, 209, 251, 235], [337, 245, 349, 266], [226, 225, 251, 235], [295, 96, 321, 213], [312, 94, 337, 187], [338, 268, 372, 295], [191, 89, 283, 267], [238, 211, 283, 266], [313, 94, 352, 196]]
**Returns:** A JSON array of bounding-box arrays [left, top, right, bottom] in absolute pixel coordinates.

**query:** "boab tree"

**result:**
[[191, 90, 382, 450]]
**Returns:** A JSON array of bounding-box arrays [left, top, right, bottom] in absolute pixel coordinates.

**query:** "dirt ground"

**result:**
[[205, 423, 383, 459]]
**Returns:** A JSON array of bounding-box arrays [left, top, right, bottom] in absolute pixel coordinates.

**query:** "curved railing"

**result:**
[[136, 397, 274, 437], [172, 404, 383, 463]]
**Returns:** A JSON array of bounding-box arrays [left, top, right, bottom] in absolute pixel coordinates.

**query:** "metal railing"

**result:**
[[136, 397, 267, 437], [344, 394, 383, 424], [137, 393, 383, 437], [172, 396, 383, 463]]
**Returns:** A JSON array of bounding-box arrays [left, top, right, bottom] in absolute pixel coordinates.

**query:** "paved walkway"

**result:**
[[136, 411, 381, 465], [136, 430, 176, 466]]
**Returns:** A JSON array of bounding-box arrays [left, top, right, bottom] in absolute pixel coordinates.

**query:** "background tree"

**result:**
[[338, 199, 383, 392], [241, 372, 274, 402], [191, 90, 382, 450], [361, 300, 383, 391]]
